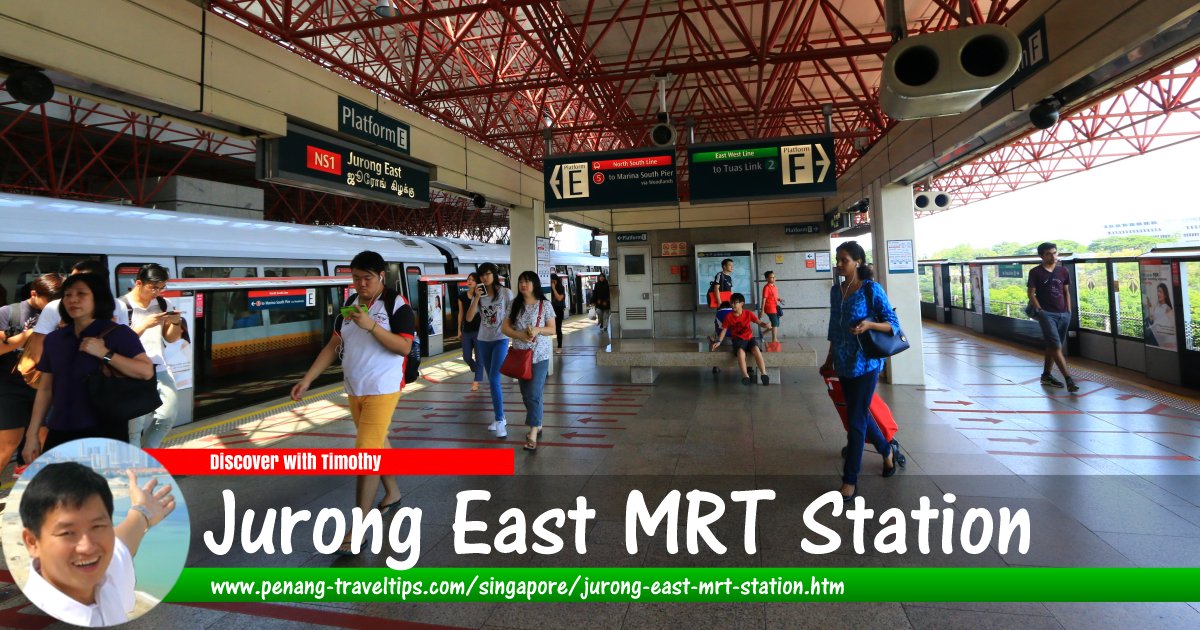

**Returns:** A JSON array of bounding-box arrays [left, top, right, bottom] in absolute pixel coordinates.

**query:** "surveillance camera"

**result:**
[[1029, 98, 1061, 130]]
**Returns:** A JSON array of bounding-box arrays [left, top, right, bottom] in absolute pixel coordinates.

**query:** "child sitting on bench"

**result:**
[[710, 293, 773, 386]]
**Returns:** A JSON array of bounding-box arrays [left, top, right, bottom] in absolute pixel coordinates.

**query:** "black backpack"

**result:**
[[340, 290, 421, 385]]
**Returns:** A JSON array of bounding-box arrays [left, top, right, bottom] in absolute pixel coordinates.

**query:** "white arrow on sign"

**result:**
[[814, 142, 831, 183], [549, 164, 564, 200]]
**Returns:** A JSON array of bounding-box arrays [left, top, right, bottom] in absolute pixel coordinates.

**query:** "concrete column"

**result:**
[[871, 181, 925, 385], [508, 199, 552, 374]]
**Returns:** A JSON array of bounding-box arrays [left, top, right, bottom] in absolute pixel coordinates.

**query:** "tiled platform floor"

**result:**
[[2, 317, 1199, 629]]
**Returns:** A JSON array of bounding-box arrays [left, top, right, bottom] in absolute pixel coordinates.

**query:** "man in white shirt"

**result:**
[[19, 462, 176, 627], [118, 264, 182, 448]]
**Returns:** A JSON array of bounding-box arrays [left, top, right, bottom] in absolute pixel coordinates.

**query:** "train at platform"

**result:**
[[0, 191, 607, 424]]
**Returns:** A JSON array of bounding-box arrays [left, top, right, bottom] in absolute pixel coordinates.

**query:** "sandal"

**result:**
[[333, 538, 357, 556], [471, 382, 480, 392], [377, 497, 403, 518], [523, 438, 538, 452]]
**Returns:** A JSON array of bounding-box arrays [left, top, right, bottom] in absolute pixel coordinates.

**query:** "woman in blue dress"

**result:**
[[819, 241, 903, 502]]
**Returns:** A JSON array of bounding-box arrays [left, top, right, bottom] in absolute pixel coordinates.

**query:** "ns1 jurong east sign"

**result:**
[[258, 125, 430, 209]]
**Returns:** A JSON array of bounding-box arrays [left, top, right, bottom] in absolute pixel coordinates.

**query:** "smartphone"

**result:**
[[340, 305, 361, 317]]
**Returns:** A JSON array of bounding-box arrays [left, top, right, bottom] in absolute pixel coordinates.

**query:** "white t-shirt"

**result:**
[[118, 295, 174, 370], [335, 292, 416, 396], [33, 299, 129, 334], [23, 538, 136, 627], [476, 286, 513, 343], [508, 298, 555, 363]]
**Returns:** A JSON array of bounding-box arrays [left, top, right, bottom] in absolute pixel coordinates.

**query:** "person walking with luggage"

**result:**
[[23, 274, 154, 462], [290, 251, 414, 554], [591, 272, 611, 332], [549, 273, 567, 350], [819, 241, 901, 502], [466, 262, 512, 439], [119, 264, 183, 448], [1027, 242, 1079, 393], [502, 271, 555, 452], [456, 273, 485, 392]]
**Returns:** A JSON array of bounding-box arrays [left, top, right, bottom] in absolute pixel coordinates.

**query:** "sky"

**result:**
[[553, 137, 1200, 257]]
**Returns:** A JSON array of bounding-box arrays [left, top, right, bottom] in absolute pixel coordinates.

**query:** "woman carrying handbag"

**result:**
[[501, 271, 555, 452], [818, 241, 904, 504]]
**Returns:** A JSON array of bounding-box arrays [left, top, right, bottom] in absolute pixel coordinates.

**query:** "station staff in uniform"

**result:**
[[291, 250, 414, 554]]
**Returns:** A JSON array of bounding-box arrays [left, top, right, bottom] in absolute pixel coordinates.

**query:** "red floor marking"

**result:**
[[181, 602, 467, 630], [934, 400, 975, 406], [987, 437, 1038, 445], [970, 385, 1110, 399], [959, 418, 1004, 424], [428, 382, 651, 390], [559, 431, 605, 439], [388, 435, 613, 449], [987, 450, 1195, 461], [394, 419, 625, 430]]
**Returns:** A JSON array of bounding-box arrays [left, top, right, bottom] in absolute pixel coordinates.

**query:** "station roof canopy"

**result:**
[[207, 1, 1027, 175]]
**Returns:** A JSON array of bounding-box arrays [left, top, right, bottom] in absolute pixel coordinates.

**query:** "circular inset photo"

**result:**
[[1, 437, 189, 627]]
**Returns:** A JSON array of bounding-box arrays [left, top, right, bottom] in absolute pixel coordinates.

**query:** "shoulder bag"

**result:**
[[500, 301, 543, 380], [85, 324, 162, 426], [857, 282, 910, 359]]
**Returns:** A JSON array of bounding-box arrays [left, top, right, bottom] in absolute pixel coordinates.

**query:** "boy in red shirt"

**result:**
[[710, 293, 773, 385]]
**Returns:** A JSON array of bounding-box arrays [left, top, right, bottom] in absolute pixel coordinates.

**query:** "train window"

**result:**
[[114, 263, 146, 295], [183, 266, 255, 279], [263, 267, 321, 278], [1113, 262, 1144, 339], [405, 266, 421, 304], [1076, 263, 1112, 333]]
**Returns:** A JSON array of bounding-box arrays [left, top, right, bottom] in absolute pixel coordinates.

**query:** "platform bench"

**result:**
[[595, 340, 819, 384]]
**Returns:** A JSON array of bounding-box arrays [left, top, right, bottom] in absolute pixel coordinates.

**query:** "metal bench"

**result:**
[[595, 339, 819, 384]]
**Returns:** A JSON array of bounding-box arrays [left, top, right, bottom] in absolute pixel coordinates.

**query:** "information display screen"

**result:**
[[695, 243, 756, 306]]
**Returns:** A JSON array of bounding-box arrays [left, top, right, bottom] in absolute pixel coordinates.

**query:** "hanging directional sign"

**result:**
[[544, 147, 677, 211], [688, 135, 836, 204]]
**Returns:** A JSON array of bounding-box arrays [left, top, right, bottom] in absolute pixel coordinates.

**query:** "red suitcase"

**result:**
[[824, 377, 904, 464]]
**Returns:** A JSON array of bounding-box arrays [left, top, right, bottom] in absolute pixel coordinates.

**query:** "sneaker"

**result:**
[[742, 376, 752, 385], [487, 421, 499, 431], [761, 374, 770, 386], [1066, 379, 1080, 393], [496, 422, 508, 439], [1040, 374, 1065, 388], [13, 464, 28, 478]]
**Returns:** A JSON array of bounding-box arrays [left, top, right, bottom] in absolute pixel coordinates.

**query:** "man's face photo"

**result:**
[[22, 494, 115, 604]]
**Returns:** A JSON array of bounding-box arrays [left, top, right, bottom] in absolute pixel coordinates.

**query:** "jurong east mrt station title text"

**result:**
[[203, 489, 1031, 570]]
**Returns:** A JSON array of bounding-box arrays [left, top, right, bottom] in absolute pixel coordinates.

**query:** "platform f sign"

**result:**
[[780, 143, 832, 186], [549, 162, 590, 200]]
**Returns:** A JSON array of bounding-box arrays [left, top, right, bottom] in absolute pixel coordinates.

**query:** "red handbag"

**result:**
[[500, 301, 543, 380]]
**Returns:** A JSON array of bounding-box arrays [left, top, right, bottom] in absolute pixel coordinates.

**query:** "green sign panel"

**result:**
[[688, 135, 836, 204], [998, 263, 1023, 278]]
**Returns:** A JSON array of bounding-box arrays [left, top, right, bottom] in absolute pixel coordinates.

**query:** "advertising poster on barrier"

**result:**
[[1140, 262, 1177, 351], [163, 293, 196, 390], [426, 283, 444, 337], [970, 265, 984, 315]]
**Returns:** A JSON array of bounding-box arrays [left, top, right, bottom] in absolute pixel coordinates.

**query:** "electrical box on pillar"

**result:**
[[880, 24, 1021, 119], [914, 190, 952, 212]]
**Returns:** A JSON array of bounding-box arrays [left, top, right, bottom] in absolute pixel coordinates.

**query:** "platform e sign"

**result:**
[[549, 162, 590, 200], [780, 143, 832, 186]]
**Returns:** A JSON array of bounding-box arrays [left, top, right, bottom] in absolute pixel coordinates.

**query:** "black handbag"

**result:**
[[85, 325, 161, 426], [857, 282, 910, 359]]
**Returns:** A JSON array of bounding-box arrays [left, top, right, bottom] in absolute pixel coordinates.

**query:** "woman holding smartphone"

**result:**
[[118, 264, 182, 448], [466, 262, 512, 439], [455, 273, 485, 391]]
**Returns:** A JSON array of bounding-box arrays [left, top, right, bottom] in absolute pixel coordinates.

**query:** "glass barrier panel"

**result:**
[[1113, 261, 1144, 339], [985, 264, 1033, 319], [949, 265, 965, 308], [919, 266, 934, 303], [1186, 261, 1198, 351], [1075, 262, 1112, 333]]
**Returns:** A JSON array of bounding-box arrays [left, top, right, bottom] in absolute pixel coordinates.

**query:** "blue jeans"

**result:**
[[840, 370, 891, 486], [461, 331, 484, 382], [128, 370, 179, 448], [520, 359, 549, 427], [476, 338, 509, 422]]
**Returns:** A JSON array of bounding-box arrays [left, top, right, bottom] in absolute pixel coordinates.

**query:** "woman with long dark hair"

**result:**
[[592, 272, 611, 332], [818, 241, 902, 502], [502, 271, 555, 452], [466, 262, 513, 439], [549, 273, 566, 349], [23, 274, 153, 460], [0, 273, 63, 472], [456, 272, 485, 391]]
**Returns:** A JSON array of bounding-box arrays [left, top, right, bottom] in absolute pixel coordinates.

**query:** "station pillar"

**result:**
[[509, 199, 546, 282], [871, 182, 926, 385]]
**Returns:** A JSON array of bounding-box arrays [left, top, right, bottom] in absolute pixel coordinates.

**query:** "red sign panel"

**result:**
[[591, 155, 672, 171], [248, 289, 308, 298], [307, 146, 341, 175]]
